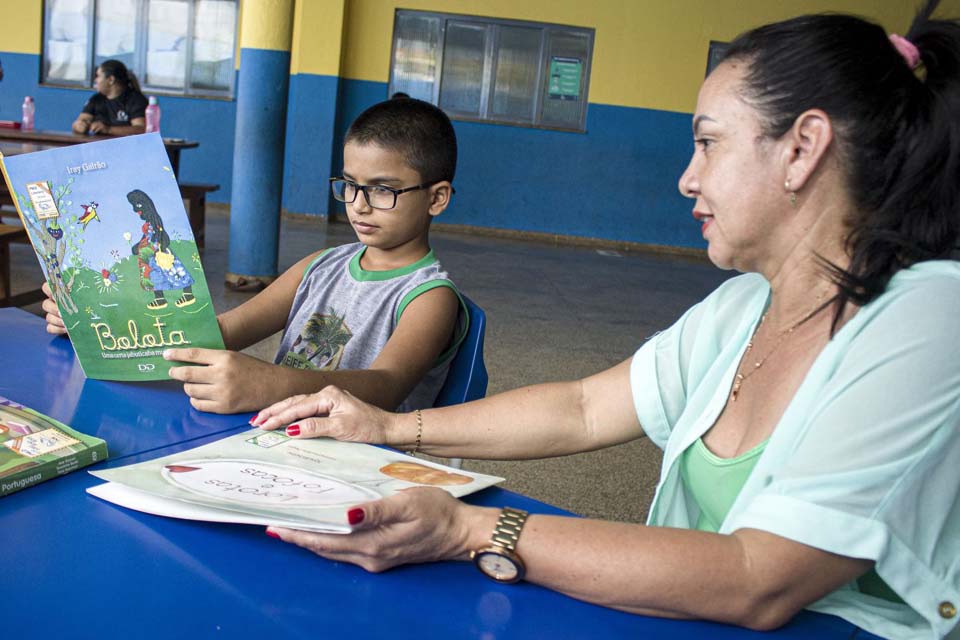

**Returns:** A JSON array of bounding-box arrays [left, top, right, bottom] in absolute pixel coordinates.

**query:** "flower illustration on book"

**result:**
[[97, 267, 124, 294]]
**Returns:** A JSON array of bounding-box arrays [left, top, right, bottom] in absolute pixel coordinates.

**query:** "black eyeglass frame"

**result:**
[[329, 177, 455, 211]]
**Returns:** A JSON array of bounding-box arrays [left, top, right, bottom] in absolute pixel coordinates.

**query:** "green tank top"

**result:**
[[679, 436, 902, 604], [680, 437, 768, 532]]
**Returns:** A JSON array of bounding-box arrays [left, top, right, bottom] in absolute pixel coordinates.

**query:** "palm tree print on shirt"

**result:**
[[281, 311, 353, 371]]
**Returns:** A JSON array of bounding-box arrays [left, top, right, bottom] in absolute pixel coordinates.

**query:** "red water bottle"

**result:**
[[21, 96, 35, 131], [145, 96, 161, 134]]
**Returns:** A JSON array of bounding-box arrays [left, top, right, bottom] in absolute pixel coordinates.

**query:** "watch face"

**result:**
[[476, 550, 520, 582]]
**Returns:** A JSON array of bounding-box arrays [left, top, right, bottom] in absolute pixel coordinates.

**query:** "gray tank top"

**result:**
[[274, 243, 466, 412]]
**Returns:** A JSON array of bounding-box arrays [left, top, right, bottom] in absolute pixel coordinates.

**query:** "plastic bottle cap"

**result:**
[[24, 96, 33, 103], [148, 96, 158, 105]]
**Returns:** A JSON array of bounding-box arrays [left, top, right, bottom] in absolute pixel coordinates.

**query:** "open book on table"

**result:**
[[88, 428, 503, 533]]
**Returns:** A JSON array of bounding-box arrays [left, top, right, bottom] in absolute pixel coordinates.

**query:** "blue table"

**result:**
[[0, 308, 878, 638], [0, 307, 250, 459]]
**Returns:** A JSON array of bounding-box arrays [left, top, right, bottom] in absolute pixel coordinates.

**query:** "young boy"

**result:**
[[43, 99, 466, 414]]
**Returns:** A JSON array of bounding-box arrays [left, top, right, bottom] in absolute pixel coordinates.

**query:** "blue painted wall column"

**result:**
[[226, 1, 294, 289]]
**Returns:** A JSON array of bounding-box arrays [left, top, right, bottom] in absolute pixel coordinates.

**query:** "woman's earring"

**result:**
[[785, 180, 797, 207]]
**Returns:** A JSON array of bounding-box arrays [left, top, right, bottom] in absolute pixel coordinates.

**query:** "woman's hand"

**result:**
[[251, 385, 393, 444], [89, 120, 111, 135], [267, 488, 494, 572], [71, 116, 91, 134], [41, 281, 68, 336]]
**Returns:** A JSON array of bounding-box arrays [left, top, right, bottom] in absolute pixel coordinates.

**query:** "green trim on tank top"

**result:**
[[301, 247, 334, 280], [396, 281, 470, 366], [348, 247, 438, 281], [693, 436, 768, 466]]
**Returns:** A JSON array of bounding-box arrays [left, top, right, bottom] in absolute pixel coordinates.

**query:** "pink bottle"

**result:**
[[145, 96, 161, 134], [21, 96, 35, 131]]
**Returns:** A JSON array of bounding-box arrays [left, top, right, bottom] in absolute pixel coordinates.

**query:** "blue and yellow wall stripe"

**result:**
[[228, 0, 294, 280]]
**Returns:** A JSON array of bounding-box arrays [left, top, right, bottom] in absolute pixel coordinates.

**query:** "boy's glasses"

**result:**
[[329, 178, 448, 211]]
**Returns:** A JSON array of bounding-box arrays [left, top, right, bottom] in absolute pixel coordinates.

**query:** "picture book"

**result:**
[[0, 395, 108, 498], [0, 133, 223, 381], [88, 429, 503, 533]]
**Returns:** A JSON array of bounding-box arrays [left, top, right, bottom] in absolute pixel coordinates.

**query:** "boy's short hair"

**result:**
[[345, 99, 457, 184]]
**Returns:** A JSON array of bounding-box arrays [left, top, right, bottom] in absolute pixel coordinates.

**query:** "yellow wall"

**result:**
[[239, 0, 295, 51], [290, 0, 346, 76], [0, 1, 41, 54], [337, 0, 960, 113]]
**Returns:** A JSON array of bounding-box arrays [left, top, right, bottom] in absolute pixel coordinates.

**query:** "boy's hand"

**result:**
[[41, 281, 68, 336], [164, 347, 278, 414], [251, 385, 392, 444]]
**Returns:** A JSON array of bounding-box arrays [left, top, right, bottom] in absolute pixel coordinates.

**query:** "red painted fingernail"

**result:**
[[347, 508, 365, 525], [286, 424, 300, 436], [249, 413, 260, 425], [265, 529, 280, 539]]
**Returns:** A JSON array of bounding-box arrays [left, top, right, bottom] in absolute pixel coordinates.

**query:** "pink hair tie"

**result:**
[[889, 34, 921, 70]]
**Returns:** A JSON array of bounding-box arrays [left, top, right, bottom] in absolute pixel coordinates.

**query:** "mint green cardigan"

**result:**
[[631, 261, 960, 640]]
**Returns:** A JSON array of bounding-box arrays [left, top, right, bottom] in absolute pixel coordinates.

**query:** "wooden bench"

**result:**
[[179, 182, 219, 249], [0, 223, 44, 307]]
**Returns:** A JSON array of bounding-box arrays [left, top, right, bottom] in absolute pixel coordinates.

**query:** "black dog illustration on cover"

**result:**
[[127, 189, 196, 310]]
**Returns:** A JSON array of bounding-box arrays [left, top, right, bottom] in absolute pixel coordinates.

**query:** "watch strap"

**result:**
[[490, 506, 528, 553]]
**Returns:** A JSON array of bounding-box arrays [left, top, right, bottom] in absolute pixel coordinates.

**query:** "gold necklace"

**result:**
[[729, 296, 830, 402]]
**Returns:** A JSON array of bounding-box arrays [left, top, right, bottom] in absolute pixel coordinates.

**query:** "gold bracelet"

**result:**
[[409, 409, 423, 456]]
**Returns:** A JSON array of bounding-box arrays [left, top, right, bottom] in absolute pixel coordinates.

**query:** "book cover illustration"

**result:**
[[0, 395, 108, 497], [0, 133, 223, 381], [88, 428, 503, 533]]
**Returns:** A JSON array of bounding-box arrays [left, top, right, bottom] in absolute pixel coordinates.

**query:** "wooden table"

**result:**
[[0, 128, 198, 177], [0, 132, 198, 208], [0, 141, 56, 305]]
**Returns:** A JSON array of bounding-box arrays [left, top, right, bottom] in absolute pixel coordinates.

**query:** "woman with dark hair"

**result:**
[[72, 59, 147, 136], [128, 189, 195, 310], [252, 3, 959, 638]]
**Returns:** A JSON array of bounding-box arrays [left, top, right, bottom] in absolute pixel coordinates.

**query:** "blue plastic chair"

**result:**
[[433, 294, 488, 468]]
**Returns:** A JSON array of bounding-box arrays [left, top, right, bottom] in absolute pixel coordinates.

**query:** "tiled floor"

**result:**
[[6, 205, 732, 522]]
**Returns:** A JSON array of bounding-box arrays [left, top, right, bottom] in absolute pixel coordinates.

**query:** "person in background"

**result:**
[[71, 59, 147, 136], [253, 2, 960, 638]]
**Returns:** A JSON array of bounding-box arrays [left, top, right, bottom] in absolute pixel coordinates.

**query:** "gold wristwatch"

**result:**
[[470, 506, 529, 583]]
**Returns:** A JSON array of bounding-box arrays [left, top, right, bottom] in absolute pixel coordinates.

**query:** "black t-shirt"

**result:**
[[81, 89, 148, 125]]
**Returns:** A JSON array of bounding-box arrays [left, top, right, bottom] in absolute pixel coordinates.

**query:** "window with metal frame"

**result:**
[[42, 0, 238, 98], [389, 10, 594, 132]]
